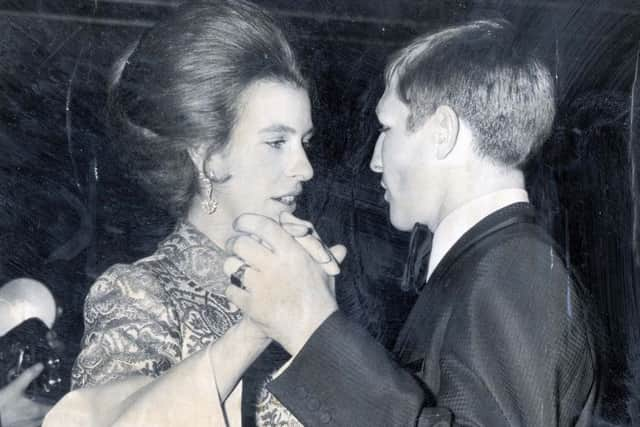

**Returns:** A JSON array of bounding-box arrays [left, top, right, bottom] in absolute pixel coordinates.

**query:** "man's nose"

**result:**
[[369, 135, 384, 173]]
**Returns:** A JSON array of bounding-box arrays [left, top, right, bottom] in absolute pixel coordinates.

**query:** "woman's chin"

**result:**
[[235, 199, 298, 223], [268, 199, 297, 218]]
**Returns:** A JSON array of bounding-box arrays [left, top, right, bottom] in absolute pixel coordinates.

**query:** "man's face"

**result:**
[[369, 84, 446, 231]]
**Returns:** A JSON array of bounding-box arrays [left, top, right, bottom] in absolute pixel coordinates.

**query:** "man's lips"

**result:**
[[380, 180, 389, 201]]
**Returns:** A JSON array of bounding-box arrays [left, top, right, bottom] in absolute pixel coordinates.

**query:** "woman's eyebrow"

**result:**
[[259, 124, 296, 134]]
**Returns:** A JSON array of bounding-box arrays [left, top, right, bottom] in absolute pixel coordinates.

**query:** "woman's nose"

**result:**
[[289, 146, 314, 181]]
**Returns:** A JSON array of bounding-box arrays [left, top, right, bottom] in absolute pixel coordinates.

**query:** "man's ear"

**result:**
[[434, 105, 459, 160]]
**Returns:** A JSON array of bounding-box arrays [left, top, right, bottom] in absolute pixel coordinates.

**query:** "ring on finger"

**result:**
[[230, 264, 248, 290]]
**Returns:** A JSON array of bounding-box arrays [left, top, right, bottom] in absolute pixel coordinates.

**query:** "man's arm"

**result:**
[[223, 214, 452, 426], [224, 215, 595, 427], [268, 311, 452, 427], [267, 238, 596, 427]]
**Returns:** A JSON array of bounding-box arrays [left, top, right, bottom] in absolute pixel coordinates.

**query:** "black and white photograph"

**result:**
[[0, 0, 639, 425]]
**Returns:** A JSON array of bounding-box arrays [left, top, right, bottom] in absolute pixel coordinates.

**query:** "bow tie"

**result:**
[[400, 223, 432, 293]]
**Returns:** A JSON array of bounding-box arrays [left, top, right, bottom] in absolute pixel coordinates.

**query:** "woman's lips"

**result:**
[[272, 194, 298, 207], [273, 195, 296, 205]]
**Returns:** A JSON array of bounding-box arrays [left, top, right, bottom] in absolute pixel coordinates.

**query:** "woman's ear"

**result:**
[[188, 144, 229, 182], [434, 105, 459, 160], [187, 145, 206, 175]]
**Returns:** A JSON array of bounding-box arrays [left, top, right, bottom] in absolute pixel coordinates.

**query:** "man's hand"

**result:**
[[0, 363, 52, 427], [224, 214, 346, 355]]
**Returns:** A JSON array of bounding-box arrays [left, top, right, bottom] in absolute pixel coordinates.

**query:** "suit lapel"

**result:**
[[394, 202, 536, 366], [422, 202, 535, 290]]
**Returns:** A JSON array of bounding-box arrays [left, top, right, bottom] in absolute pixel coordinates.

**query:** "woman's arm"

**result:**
[[47, 262, 270, 427], [208, 318, 271, 400], [45, 320, 269, 427], [107, 323, 268, 427]]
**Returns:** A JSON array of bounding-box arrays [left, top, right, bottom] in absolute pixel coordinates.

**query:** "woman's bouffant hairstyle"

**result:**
[[108, 0, 306, 216]]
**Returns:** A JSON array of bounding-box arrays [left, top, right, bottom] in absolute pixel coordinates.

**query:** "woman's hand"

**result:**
[[0, 363, 52, 427], [224, 214, 347, 356], [278, 212, 346, 278]]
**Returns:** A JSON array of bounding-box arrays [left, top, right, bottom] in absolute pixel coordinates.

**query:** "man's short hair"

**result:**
[[386, 19, 555, 166]]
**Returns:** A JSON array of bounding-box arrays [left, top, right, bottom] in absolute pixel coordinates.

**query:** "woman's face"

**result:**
[[212, 80, 314, 222]]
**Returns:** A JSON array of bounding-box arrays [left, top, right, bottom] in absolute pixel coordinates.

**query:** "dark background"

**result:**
[[0, 0, 638, 424]]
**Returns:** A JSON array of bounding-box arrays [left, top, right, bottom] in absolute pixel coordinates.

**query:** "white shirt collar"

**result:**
[[426, 188, 530, 281]]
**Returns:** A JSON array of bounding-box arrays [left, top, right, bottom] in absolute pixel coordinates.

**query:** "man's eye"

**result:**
[[266, 139, 286, 148], [302, 137, 313, 149], [378, 125, 390, 134]]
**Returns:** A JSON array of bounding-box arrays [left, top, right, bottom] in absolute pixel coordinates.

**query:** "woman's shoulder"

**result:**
[[75, 259, 183, 389], [84, 258, 173, 314]]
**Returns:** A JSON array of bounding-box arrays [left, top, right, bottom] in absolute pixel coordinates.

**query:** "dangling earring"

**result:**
[[202, 176, 218, 214]]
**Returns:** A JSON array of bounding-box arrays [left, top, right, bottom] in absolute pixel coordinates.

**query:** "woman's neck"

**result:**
[[185, 198, 235, 251]]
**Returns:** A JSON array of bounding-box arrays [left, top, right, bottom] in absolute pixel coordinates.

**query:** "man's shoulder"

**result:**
[[483, 221, 563, 265], [441, 219, 593, 337], [449, 221, 576, 301], [437, 203, 567, 284]]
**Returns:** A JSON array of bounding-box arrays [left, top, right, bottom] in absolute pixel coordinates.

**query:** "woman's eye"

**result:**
[[302, 137, 313, 149], [266, 139, 286, 148], [378, 125, 390, 134]]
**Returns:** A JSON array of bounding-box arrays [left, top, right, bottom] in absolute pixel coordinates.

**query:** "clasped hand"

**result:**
[[224, 212, 346, 355]]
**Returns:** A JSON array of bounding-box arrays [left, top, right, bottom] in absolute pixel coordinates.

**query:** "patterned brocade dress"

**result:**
[[72, 221, 302, 426]]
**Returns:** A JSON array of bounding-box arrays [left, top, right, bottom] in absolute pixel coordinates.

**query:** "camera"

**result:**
[[0, 317, 65, 404]]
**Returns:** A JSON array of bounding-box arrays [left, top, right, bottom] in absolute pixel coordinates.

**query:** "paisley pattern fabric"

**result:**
[[256, 384, 305, 426], [72, 221, 302, 426]]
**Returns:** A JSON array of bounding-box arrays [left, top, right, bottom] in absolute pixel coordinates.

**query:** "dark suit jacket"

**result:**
[[268, 203, 597, 426]]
